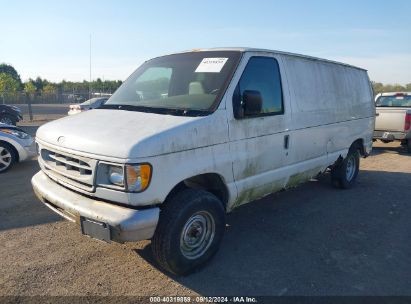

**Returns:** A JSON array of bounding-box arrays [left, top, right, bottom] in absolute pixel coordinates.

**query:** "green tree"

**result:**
[[0, 63, 22, 85], [34, 76, 44, 92], [0, 73, 20, 93], [372, 81, 410, 96], [43, 83, 57, 94], [24, 81, 37, 95]]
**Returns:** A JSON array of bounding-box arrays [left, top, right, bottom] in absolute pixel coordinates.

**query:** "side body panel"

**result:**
[[226, 52, 374, 211], [282, 54, 375, 168]]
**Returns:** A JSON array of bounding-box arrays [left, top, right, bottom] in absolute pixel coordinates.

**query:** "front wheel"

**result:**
[[151, 189, 225, 276], [0, 142, 17, 173], [331, 148, 360, 189]]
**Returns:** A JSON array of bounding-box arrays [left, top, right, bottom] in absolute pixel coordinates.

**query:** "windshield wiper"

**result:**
[[161, 108, 211, 117], [99, 104, 169, 114], [99, 104, 211, 117]]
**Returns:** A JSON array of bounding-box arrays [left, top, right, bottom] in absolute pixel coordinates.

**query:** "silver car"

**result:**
[[0, 123, 36, 173]]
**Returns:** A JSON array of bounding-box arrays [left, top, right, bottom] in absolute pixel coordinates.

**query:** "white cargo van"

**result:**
[[32, 48, 374, 275]]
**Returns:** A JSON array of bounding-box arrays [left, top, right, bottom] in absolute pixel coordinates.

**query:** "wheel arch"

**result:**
[[164, 173, 229, 211], [351, 138, 366, 156]]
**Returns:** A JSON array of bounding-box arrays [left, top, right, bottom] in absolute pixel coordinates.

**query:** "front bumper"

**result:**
[[32, 171, 159, 243]]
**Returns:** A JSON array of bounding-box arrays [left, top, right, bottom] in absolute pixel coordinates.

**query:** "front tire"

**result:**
[[331, 148, 360, 189], [151, 189, 225, 276], [0, 142, 17, 173]]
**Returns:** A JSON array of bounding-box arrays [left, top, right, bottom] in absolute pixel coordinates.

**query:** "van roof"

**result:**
[[173, 47, 367, 72]]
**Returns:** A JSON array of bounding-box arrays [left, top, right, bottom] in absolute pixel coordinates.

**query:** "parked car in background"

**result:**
[[0, 123, 36, 173], [68, 97, 108, 115], [32, 48, 374, 275], [374, 92, 411, 152], [67, 94, 86, 103], [0, 104, 23, 125]]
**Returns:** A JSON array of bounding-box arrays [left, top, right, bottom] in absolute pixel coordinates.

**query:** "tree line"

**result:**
[[371, 82, 411, 95], [0, 62, 410, 102], [0, 63, 122, 97]]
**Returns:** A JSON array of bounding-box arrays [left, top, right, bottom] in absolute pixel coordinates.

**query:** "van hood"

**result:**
[[36, 109, 227, 159]]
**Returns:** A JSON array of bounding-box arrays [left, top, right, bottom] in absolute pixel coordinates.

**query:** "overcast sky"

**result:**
[[1, 0, 410, 84]]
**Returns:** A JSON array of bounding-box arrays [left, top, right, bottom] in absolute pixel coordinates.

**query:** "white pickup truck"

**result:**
[[32, 48, 374, 275], [374, 92, 411, 152]]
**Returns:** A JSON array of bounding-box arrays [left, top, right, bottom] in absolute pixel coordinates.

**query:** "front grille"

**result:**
[[40, 148, 97, 192], [47, 151, 92, 175]]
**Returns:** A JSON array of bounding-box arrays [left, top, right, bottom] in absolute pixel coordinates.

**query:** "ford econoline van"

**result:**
[[32, 48, 375, 275]]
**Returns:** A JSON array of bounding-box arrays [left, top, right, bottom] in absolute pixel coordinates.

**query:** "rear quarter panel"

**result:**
[[282, 55, 374, 158]]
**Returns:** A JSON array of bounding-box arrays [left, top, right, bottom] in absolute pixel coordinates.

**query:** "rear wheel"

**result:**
[[0, 142, 17, 173], [0, 114, 16, 126], [331, 148, 360, 189], [151, 188, 225, 276]]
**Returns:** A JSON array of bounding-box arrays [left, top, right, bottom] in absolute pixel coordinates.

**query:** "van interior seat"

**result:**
[[189, 81, 205, 95]]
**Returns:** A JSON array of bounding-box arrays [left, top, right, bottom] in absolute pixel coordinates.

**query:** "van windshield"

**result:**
[[376, 95, 411, 107], [103, 51, 242, 116]]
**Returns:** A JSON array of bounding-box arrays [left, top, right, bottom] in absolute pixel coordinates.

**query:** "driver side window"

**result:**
[[234, 57, 284, 117]]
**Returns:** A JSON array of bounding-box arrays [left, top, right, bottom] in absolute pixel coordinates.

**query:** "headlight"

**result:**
[[0, 128, 30, 139], [109, 166, 124, 186], [97, 163, 152, 192], [126, 164, 152, 192]]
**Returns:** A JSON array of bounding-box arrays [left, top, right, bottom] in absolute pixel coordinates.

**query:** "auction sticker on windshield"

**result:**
[[195, 58, 228, 73]]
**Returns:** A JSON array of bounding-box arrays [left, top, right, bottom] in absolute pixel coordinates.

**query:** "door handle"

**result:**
[[284, 135, 290, 149]]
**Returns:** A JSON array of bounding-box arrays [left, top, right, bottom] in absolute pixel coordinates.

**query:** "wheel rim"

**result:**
[[180, 211, 215, 260], [0, 117, 13, 125], [345, 155, 356, 181], [0, 147, 12, 171]]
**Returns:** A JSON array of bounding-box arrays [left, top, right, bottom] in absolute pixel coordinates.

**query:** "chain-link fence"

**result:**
[[1, 91, 114, 105], [1, 91, 114, 121]]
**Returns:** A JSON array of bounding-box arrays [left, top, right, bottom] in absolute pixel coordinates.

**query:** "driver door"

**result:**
[[227, 53, 292, 209]]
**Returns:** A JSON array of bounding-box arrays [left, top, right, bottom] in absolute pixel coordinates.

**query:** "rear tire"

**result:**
[[151, 189, 225, 276], [331, 148, 360, 189], [0, 142, 17, 173]]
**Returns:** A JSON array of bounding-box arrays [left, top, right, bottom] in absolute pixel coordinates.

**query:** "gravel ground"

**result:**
[[0, 140, 410, 296]]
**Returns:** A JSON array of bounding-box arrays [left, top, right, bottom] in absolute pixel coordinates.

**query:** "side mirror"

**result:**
[[243, 90, 262, 116]]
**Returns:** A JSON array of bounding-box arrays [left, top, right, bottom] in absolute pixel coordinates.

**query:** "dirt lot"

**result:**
[[0, 140, 410, 296]]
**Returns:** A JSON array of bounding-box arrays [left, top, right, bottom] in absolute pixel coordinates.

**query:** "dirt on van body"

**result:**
[[1, 141, 411, 297]]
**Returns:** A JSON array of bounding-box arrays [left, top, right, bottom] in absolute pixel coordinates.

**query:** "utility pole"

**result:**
[[89, 34, 92, 100]]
